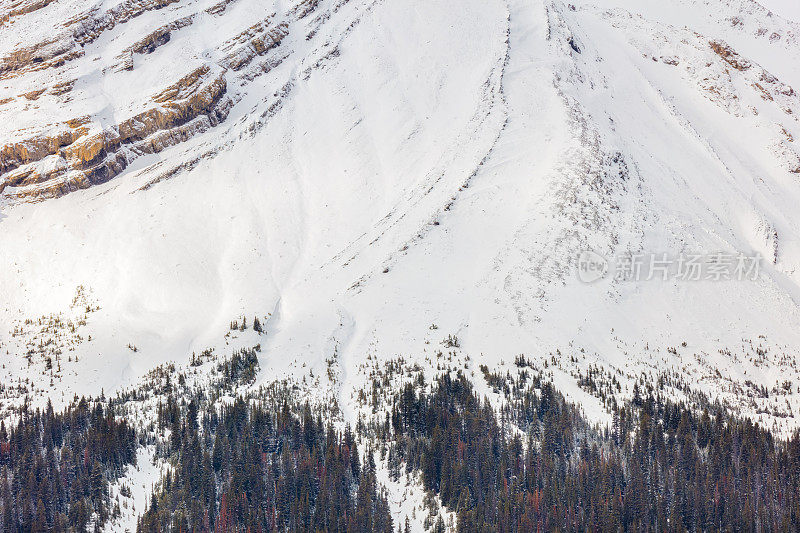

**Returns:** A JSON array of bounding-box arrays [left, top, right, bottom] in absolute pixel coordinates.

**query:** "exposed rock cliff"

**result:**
[[0, 0, 299, 200]]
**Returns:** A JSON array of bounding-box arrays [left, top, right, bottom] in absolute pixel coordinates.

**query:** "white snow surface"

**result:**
[[757, 0, 800, 22], [2, 0, 800, 434]]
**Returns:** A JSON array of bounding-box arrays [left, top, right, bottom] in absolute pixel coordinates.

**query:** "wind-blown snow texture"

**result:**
[[2, 0, 800, 435]]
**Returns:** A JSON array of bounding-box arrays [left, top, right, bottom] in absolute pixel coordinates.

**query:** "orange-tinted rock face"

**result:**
[[0, 0, 302, 202], [118, 67, 227, 143], [62, 131, 121, 166], [1, 65, 230, 200], [0, 0, 189, 80], [0, 127, 87, 175], [709, 40, 751, 71]]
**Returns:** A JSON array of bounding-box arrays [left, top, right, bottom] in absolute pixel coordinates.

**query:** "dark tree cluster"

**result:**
[[216, 348, 259, 387], [139, 396, 393, 532], [5, 364, 800, 533], [385, 372, 800, 532], [0, 399, 136, 533]]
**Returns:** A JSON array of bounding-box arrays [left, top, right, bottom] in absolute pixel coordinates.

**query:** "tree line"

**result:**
[[4, 365, 800, 532]]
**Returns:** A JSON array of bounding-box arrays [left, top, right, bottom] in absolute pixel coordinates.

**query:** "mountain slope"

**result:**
[[2, 0, 800, 435]]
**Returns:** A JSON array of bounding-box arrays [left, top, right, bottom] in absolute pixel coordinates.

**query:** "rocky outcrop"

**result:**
[[62, 130, 121, 166], [0, 0, 185, 79], [222, 19, 289, 71], [126, 16, 194, 55], [118, 67, 228, 142], [2, 155, 68, 189], [0, 0, 302, 201], [1, 66, 230, 200], [0, 124, 88, 175], [0, 38, 82, 79], [71, 0, 183, 47], [4, 0, 59, 18], [710, 40, 752, 71]]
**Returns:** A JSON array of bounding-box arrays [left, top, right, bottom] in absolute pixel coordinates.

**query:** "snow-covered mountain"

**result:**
[[2, 0, 800, 437]]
